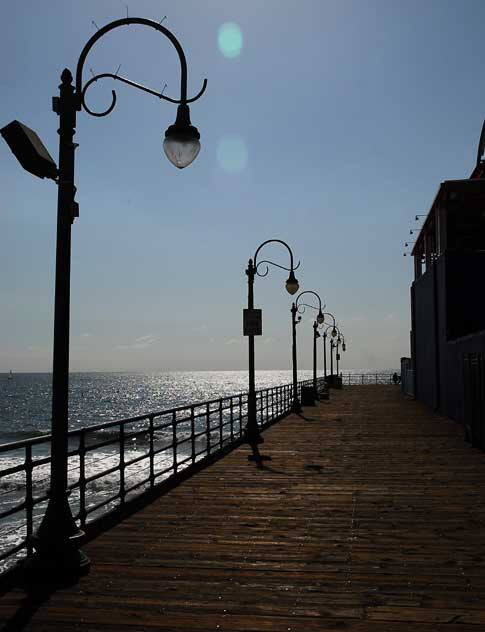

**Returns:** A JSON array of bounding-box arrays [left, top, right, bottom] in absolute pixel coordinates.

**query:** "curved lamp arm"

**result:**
[[295, 290, 322, 311], [322, 323, 341, 338], [255, 258, 301, 278], [253, 239, 300, 277], [298, 302, 329, 318], [75, 17, 207, 116]]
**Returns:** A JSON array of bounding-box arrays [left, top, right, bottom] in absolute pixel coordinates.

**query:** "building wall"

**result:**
[[441, 332, 485, 424], [413, 268, 438, 409], [413, 252, 485, 424]]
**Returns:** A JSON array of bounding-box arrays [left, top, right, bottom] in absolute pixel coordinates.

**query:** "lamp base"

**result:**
[[22, 537, 90, 587], [22, 491, 91, 585]]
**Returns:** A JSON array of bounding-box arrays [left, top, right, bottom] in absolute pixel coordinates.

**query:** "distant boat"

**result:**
[[8, 370, 13, 380]]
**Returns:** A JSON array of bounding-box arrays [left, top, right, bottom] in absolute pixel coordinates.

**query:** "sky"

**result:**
[[1, 0, 485, 373]]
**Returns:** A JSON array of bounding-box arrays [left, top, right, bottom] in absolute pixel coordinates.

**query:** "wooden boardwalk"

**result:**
[[2, 385, 485, 631]]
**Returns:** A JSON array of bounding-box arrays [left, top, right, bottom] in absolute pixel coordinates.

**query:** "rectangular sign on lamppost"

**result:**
[[243, 309, 262, 336]]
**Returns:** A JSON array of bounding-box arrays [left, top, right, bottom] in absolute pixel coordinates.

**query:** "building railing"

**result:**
[[0, 377, 322, 575], [340, 373, 397, 385]]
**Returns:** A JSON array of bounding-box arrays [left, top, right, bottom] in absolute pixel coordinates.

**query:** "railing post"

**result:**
[[239, 395, 243, 436], [190, 407, 196, 464], [172, 411, 178, 474], [361, 374, 364, 385], [25, 445, 34, 556], [119, 424, 125, 504], [219, 399, 223, 449], [149, 415, 155, 486], [78, 430, 87, 527], [230, 399, 234, 443], [206, 402, 211, 455]]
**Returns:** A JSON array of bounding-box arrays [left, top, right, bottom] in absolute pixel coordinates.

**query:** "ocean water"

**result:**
[[0, 371, 316, 442], [0, 369, 396, 571], [0, 370, 316, 569]]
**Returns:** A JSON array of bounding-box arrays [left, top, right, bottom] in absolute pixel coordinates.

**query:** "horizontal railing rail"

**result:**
[[0, 377, 322, 575], [339, 373, 398, 385]]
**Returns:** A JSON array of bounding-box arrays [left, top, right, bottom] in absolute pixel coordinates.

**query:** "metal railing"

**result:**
[[0, 377, 321, 575], [340, 373, 397, 385]]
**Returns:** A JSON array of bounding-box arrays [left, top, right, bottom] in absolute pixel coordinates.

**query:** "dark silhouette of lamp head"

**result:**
[[1, 120, 58, 180]]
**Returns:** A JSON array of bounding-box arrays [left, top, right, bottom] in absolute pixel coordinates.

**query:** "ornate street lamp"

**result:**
[[335, 331, 347, 374], [320, 313, 337, 380], [1, 17, 207, 580], [327, 324, 343, 378], [245, 240, 299, 464], [290, 291, 325, 412], [296, 301, 326, 394]]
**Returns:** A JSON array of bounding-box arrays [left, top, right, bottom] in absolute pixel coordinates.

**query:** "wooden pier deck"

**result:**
[[2, 385, 485, 631]]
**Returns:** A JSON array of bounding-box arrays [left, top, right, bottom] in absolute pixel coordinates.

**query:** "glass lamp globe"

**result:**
[[342, 343, 346, 352], [331, 328, 337, 337], [163, 137, 200, 169], [164, 104, 201, 169], [316, 310, 325, 325], [285, 270, 299, 295]]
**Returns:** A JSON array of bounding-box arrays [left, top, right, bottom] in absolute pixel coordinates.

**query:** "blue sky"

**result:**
[[1, 0, 485, 372]]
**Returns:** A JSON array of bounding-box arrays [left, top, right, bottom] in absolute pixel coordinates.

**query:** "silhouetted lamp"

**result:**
[[163, 104, 201, 168], [285, 270, 299, 295], [1, 120, 58, 180], [291, 290, 326, 410], [1, 16, 207, 582], [245, 238, 300, 463], [332, 327, 337, 337]]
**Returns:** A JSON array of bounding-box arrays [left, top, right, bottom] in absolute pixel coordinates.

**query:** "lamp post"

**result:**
[[336, 334, 347, 375], [335, 332, 344, 374], [313, 321, 320, 393], [322, 317, 338, 380], [245, 240, 299, 461], [298, 302, 331, 392], [327, 325, 343, 380], [1, 17, 207, 579], [291, 291, 325, 411], [330, 338, 335, 377]]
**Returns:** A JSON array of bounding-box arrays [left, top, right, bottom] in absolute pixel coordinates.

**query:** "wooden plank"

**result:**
[[1, 385, 485, 631]]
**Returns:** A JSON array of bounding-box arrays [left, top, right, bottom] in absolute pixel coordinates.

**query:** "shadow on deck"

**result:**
[[2, 385, 485, 631]]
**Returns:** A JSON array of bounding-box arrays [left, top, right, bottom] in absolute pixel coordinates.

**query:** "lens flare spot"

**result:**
[[217, 134, 248, 173], [218, 22, 243, 59]]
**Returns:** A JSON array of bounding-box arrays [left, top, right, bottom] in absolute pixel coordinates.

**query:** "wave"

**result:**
[[0, 429, 50, 442]]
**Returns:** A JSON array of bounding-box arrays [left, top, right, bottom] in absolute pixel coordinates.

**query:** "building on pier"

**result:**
[[408, 121, 485, 449]]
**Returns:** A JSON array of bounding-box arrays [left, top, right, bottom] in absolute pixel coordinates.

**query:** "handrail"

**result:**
[[339, 373, 398, 385], [0, 376, 324, 575]]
